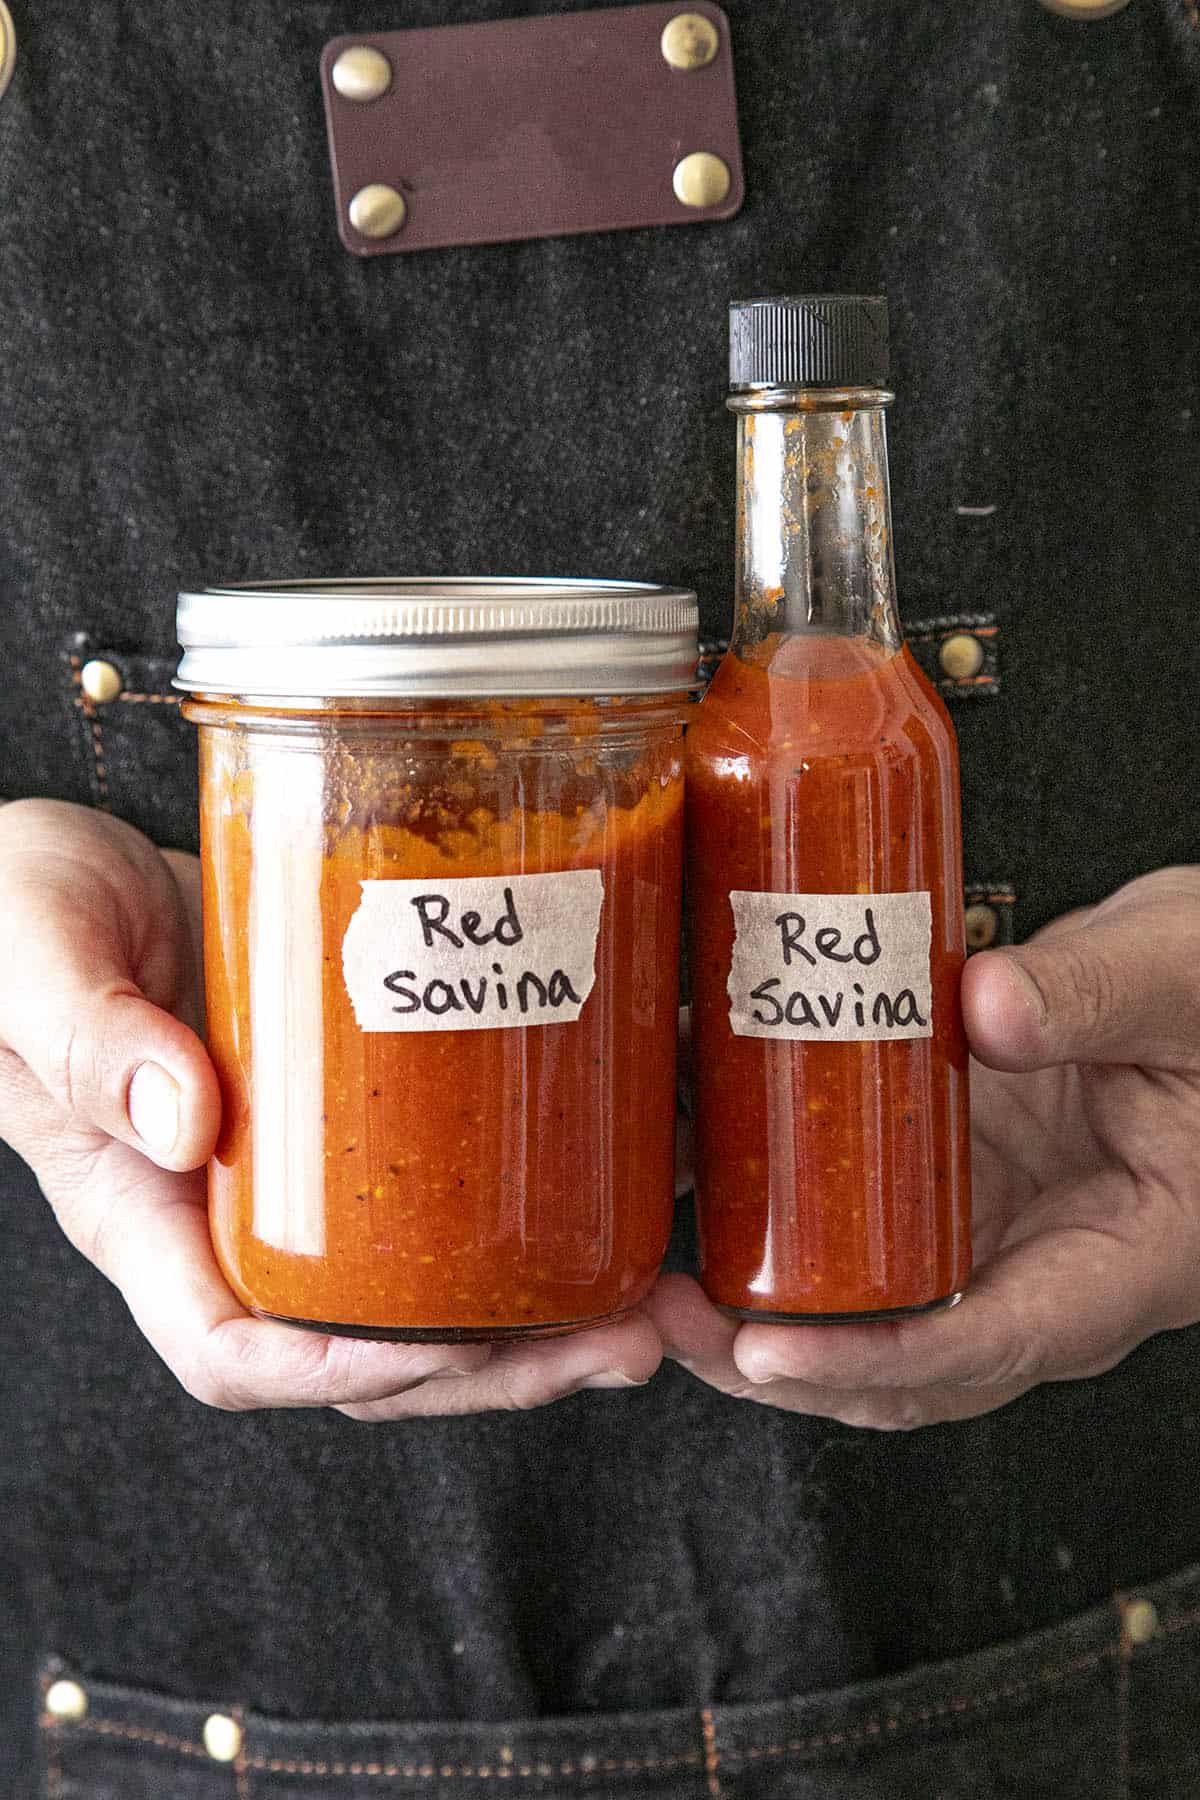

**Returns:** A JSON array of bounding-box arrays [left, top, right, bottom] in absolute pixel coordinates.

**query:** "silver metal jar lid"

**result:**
[[175, 578, 700, 699]]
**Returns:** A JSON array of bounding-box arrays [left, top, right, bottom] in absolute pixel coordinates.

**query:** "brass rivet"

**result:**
[[348, 183, 408, 240], [938, 632, 985, 682], [672, 151, 732, 210], [203, 1713, 244, 1763], [0, 1, 16, 104], [661, 12, 720, 71], [1038, 0, 1132, 15], [331, 45, 393, 103], [45, 1680, 89, 1723], [964, 903, 999, 952], [1123, 1598, 1159, 1646], [79, 658, 123, 704]]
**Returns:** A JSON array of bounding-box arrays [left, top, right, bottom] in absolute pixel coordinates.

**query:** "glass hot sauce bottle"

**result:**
[[686, 295, 972, 1321]]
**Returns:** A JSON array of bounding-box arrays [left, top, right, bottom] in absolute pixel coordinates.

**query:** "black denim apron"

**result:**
[[3, 3, 1200, 1797], [31, 1561, 1200, 1796]]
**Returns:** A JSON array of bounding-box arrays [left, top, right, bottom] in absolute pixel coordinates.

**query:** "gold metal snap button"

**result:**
[[1122, 1597, 1159, 1646], [0, 2, 16, 104], [938, 632, 985, 681], [964, 903, 999, 951], [44, 1680, 89, 1723], [203, 1713, 244, 1763], [661, 13, 720, 71], [348, 183, 408, 239], [1038, 0, 1132, 16], [672, 151, 731, 209], [79, 659, 123, 704], [331, 45, 393, 102]]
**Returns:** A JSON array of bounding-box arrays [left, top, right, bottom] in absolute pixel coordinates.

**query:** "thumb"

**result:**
[[0, 829, 220, 1171], [963, 894, 1200, 1073]]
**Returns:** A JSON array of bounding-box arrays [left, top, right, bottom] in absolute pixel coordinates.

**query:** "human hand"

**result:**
[[0, 802, 660, 1418], [647, 867, 1200, 1428]]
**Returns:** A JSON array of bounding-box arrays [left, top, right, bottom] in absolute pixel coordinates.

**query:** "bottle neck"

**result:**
[[730, 388, 901, 654]]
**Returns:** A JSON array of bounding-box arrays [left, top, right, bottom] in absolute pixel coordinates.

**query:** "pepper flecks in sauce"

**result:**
[[686, 634, 972, 1318], [197, 699, 684, 1338]]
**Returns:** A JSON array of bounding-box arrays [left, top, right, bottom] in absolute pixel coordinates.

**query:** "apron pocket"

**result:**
[[37, 1556, 1200, 1800]]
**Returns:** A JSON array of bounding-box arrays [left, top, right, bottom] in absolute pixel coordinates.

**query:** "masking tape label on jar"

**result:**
[[728, 890, 933, 1041], [342, 871, 603, 1031]]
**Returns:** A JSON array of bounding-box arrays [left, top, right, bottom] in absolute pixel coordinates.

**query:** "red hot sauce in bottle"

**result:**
[[686, 297, 972, 1321]]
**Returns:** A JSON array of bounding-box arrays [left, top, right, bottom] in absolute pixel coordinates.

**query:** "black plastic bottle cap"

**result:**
[[729, 295, 890, 391]]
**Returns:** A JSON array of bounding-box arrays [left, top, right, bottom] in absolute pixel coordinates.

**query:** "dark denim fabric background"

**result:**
[[32, 1560, 1200, 1797], [2, 2, 1200, 1796]]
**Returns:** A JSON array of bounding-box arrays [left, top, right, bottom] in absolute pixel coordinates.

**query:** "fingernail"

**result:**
[[580, 1371, 651, 1390], [127, 1062, 180, 1155], [425, 1364, 482, 1381], [1003, 957, 1050, 1028]]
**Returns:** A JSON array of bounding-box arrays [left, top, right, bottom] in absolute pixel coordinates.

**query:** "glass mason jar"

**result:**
[[176, 578, 697, 1342]]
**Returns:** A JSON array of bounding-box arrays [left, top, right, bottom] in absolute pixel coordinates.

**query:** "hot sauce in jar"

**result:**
[[177, 579, 696, 1341], [687, 298, 971, 1321]]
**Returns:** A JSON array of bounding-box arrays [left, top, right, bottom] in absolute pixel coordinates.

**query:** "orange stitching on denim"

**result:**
[[907, 619, 999, 641], [69, 652, 110, 807], [43, 1737, 62, 1800], [700, 1705, 722, 1797], [727, 1646, 1108, 1764], [116, 692, 183, 705], [248, 1757, 404, 1777], [234, 1702, 251, 1800], [60, 1714, 207, 1757], [909, 632, 998, 648], [1158, 1597, 1200, 1635], [38, 1669, 64, 1799], [599, 1752, 700, 1774], [239, 1747, 702, 1780], [95, 1716, 204, 1756]]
